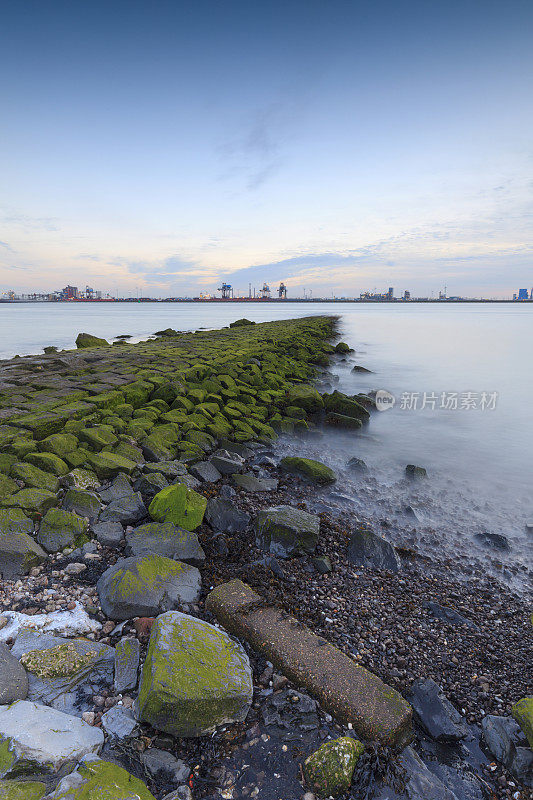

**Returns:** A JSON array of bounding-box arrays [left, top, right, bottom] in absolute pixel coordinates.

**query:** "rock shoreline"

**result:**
[[0, 316, 529, 800]]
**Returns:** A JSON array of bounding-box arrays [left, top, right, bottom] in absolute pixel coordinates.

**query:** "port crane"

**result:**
[[260, 283, 271, 299], [218, 283, 233, 299], [278, 282, 287, 299]]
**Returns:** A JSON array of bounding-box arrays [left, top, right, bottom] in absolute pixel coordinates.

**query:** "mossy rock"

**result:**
[[76, 332, 109, 348], [323, 391, 370, 422], [280, 457, 336, 485], [286, 384, 323, 413], [0, 779, 46, 799], [37, 434, 78, 458], [63, 469, 100, 490], [63, 449, 92, 469], [25, 452, 69, 476], [136, 610, 253, 737], [0, 509, 46, 578], [37, 507, 88, 553], [78, 426, 118, 451], [325, 412, 363, 430], [12, 411, 69, 440], [255, 505, 320, 557], [21, 643, 98, 679], [303, 737, 364, 796], [229, 318, 255, 327], [90, 391, 125, 411], [334, 341, 352, 354], [0, 474, 18, 499], [46, 759, 156, 798], [3, 489, 57, 518], [0, 455, 16, 476], [512, 696, 533, 748], [87, 452, 136, 479], [113, 442, 144, 464], [149, 484, 207, 531]]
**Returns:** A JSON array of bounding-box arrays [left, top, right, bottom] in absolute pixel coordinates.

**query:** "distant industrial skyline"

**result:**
[[1, 0, 532, 298]]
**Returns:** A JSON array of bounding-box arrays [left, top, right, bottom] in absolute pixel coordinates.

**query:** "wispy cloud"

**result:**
[[0, 210, 60, 232]]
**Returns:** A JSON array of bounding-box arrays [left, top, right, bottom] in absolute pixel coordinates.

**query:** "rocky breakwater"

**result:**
[[0, 320, 529, 799]]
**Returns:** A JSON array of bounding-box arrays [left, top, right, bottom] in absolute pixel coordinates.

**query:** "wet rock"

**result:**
[[141, 748, 190, 786], [346, 528, 400, 572], [98, 491, 147, 525], [255, 505, 320, 557], [346, 457, 368, 472], [136, 610, 253, 737], [97, 555, 201, 620], [395, 747, 459, 800], [280, 457, 336, 485], [76, 332, 109, 348], [190, 461, 222, 483], [286, 385, 323, 413], [312, 555, 332, 574], [262, 689, 320, 741], [127, 522, 205, 565], [482, 714, 533, 786], [0, 700, 103, 776], [142, 461, 188, 480], [134, 471, 169, 497], [474, 531, 510, 550], [512, 695, 533, 748], [303, 737, 364, 796], [231, 472, 278, 492], [0, 642, 28, 703], [209, 451, 244, 476], [162, 788, 193, 800], [405, 464, 427, 478], [91, 521, 124, 548], [114, 637, 140, 693], [97, 473, 133, 503], [410, 678, 467, 742], [0, 509, 46, 578], [0, 603, 101, 643], [101, 706, 139, 739], [62, 489, 101, 522], [422, 601, 478, 630], [205, 497, 250, 533]]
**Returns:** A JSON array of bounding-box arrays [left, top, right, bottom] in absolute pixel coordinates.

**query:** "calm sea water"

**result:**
[[1, 301, 531, 590]]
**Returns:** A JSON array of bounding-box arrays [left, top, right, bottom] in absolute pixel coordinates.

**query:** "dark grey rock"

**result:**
[[347, 457, 368, 472], [114, 637, 140, 693], [312, 555, 332, 574], [176, 473, 202, 491], [141, 748, 190, 787], [101, 705, 139, 739], [92, 521, 125, 548], [162, 788, 193, 800], [142, 461, 187, 479], [255, 505, 320, 558], [218, 440, 254, 459], [210, 451, 244, 476], [205, 497, 250, 533], [0, 642, 28, 703], [98, 473, 133, 503], [62, 489, 101, 522], [474, 531, 510, 550], [393, 747, 459, 800], [346, 528, 400, 572], [190, 461, 223, 483], [126, 522, 205, 565], [405, 464, 427, 478], [422, 601, 478, 630], [134, 471, 169, 497], [261, 689, 319, 741], [410, 678, 467, 742], [219, 485, 236, 498], [482, 715, 533, 787], [99, 491, 147, 525], [232, 473, 278, 492]]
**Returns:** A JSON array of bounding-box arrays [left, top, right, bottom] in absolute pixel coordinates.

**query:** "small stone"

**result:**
[[82, 711, 95, 725], [65, 562, 87, 575]]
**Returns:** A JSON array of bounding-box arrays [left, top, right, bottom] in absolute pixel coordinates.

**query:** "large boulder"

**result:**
[[96, 555, 201, 620], [346, 528, 400, 572], [255, 505, 320, 557], [410, 678, 467, 742], [136, 611, 253, 737], [512, 696, 533, 748], [75, 332, 109, 348], [286, 384, 323, 413], [280, 457, 336, 485], [303, 737, 364, 796], [0, 701, 103, 776], [126, 522, 205, 565], [323, 391, 370, 422], [0, 509, 46, 578], [36, 508, 88, 553], [10, 462, 59, 492], [98, 491, 146, 526], [482, 715, 533, 788], [0, 643, 28, 704], [62, 489, 101, 522], [44, 758, 156, 799], [205, 497, 250, 533], [148, 484, 207, 531], [114, 637, 140, 694]]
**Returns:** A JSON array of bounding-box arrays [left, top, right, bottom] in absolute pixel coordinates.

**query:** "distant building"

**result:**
[[62, 285, 78, 299], [387, 287, 394, 300], [403, 290, 411, 300], [518, 288, 529, 300]]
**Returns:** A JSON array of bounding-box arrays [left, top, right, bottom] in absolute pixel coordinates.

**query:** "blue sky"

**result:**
[[1, 0, 532, 298]]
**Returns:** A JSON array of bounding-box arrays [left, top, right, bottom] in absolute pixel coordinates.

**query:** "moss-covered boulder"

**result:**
[[76, 332, 109, 348], [126, 522, 205, 565], [62, 489, 101, 522], [3, 489, 57, 518], [37, 433, 78, 458], [10, 462, 59, 493], [0, 509, 46, 578], [255, 505, 320, 557], [0, 779, 46, 799], [229, 318, 255, 327], [149, 484, 207, 531], [79, 426, 118, 451], [334, 342, 352, 354], [87, 452, 136, 479], [96, 555, 201, 620], [36, 508, 88, 553], [512, 697, 533, 748], [323, 391, 370, 422], [325, 412, 363, 430], [0, 474, 18, 499], [405, 464, 427, 479], [136, 610, 253, 737], [303, 737, 364, 796], [280, 456, 336, 485], [286, 384, 323, 413], [25, 452, 69, 476]]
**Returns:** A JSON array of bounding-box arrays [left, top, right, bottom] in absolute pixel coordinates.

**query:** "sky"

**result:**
[[1, 0, 532, 299]]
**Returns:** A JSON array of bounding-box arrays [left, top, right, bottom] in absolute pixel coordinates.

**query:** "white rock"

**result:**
[[0, 602, 100, 644], [0, 700, 104, 774]]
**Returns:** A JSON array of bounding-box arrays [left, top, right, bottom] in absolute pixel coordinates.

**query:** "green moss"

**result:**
[[0, 474, 18, 499], [0, 779, 46, 799], [149, 484, 207, 530], [280, 456, 336, 485], [75, 332, 109, 348], [25, 452, 69, 476], [303, 737, 364, 796], [78, 426, 118, 451], [511, 696, 533, 748], [3, 488, 57, 517], [37, 433, 78, 457], [21, 643, 98, 678], [87, 452, 136, 479], [286, 384, 323, 413]]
